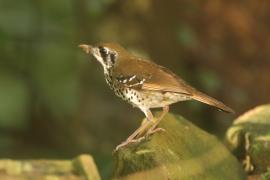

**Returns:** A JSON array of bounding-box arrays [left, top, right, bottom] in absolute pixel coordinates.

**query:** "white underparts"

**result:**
[[104, 72, 191, 109]]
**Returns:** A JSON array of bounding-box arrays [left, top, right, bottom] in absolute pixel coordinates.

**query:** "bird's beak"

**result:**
[[79, 44, 93, 54]]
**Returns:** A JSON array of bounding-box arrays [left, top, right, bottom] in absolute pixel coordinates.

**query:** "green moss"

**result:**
[[113, 113, 245, 179], [0, 155, 101, 179], [261, 171, 270, 180], [225, 104, 270, 174]]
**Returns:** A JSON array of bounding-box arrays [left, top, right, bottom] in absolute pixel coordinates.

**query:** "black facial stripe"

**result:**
[[98, 46, 117, 66], [110, 53, 116, 64], [98, 46, 108, 59]]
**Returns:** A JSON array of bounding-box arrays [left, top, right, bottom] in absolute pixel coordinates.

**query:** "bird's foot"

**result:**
[[113, 137, 145, 153], [146, 127, 166, 137]]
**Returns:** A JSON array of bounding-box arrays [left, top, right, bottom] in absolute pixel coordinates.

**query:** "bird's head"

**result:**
[[79, 43, 128, 71]]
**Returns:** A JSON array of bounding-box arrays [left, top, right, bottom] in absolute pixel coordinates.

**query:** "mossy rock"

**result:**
[[0, 154, 101, 180], [225, 104, 270, 175], [112, 113, 245, 180]]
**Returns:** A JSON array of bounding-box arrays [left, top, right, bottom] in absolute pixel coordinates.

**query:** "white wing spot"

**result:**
[[140, 78, 146, 84], [129, 75, 136, 81]]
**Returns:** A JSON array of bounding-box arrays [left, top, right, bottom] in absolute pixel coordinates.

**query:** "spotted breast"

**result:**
[[104, 70, 191, 109]]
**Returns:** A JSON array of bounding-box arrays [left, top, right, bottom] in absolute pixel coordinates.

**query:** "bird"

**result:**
[[79, 42, 234, 151]]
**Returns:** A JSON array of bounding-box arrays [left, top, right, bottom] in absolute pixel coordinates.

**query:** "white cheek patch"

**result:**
[[93, 49, 106, 67], [94, 54, 103, 62]]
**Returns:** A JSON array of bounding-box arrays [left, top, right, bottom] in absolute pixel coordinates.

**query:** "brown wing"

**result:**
[[113, 56, 234, 113], [114, 74, 146, 89], [113, 56, 193, 95]]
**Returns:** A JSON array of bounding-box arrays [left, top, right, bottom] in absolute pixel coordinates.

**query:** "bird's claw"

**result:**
[[146, 127, 166, 137], [113, 127, 166, 153], [113, 137, 145, 153]]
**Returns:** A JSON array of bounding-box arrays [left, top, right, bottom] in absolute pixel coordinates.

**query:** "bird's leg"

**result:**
[[114, 109, 154, 152], [114, 121, 151, 152], [146, 105, 169, 136]]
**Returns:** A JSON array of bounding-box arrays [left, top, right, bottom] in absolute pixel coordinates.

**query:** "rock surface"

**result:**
[[225, 104, 270, 177], [113, 113, 246, 180], [0, 154, 101, 180]]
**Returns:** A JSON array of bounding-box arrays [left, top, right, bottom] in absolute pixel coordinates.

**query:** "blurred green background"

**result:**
[[0, 0, 270, 178]]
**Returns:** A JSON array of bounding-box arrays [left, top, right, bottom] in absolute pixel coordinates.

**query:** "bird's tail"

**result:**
[[192, 91, 234, 113]]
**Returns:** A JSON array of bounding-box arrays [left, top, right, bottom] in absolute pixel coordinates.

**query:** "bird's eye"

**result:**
[[99, 46, 108, 56]]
